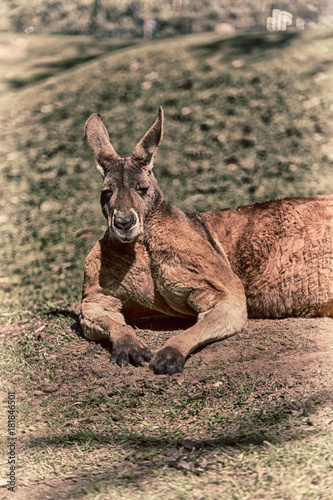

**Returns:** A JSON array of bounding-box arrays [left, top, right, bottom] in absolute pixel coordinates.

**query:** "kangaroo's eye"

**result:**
[[137, 186, 149, 197], [101, 189, 113, 206]]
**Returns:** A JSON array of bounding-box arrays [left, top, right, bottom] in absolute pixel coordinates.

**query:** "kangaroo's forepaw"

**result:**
[[149, 346, 185, 375], [111, 335, 153, 368]]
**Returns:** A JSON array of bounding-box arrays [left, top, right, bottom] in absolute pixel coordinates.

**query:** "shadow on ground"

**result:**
[[7, 40, 137, 89], [192, 30, 300, 61], [1, 315, 332, 500], [16, 384, 333, 500]]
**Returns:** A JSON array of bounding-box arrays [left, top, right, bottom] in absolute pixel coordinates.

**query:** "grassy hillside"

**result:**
[[0, 29, 333, 500], [0, 32, 139, 92], [1, 29, 333, 318]]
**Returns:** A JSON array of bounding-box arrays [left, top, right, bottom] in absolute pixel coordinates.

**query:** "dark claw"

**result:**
[[110, 350, 118, 363], [154, 359, 182, 375], [129, 347, 153, 366], [111, 344, 153, 368], [149, 347, 185, 375], [140, 347, 154, 362], [129, 350, 145, 367], [112, 351, 129, 368]]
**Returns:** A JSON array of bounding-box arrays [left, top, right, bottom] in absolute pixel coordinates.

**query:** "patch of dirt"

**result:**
[[2, 315, 332, 396], [1, 316, 332, 499]]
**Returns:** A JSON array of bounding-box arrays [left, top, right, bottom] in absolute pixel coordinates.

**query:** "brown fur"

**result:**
[[80, 107, 333, 374]]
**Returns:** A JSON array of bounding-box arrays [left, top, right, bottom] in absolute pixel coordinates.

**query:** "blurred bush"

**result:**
[[0, 0, 328, 38]]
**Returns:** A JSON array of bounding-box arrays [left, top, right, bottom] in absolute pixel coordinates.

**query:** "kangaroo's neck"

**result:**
[[145, 198, 185, 226], [143, 200, 205, 252]]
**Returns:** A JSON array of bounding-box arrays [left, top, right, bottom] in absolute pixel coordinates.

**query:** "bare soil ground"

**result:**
[[1, 316, 332, 499]]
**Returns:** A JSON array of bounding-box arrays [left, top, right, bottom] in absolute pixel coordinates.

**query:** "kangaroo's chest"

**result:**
[[100, 241, 182, 316]]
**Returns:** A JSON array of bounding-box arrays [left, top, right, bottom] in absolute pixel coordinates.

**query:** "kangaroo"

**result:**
[[80, 107, 333, 375]]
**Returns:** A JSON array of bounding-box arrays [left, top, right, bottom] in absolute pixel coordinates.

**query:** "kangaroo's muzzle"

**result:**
[[111, 209, 141, 243]]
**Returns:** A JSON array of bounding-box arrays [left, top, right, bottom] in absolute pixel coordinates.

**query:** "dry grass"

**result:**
[[1, 29, 333, 499]]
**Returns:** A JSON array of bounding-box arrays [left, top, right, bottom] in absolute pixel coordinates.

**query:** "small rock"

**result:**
[[94, 344, 104, 352], [285, 377, 295, 387], [0, 479, 9, 488], [40, 201, 62, 213], [181, 438, 195, 451], [177, 459, 193, 471], [216, 133, 226, 143], [232, 59, 245, 68], [33, 390, 44, 396], [307, 415, 319, 426], [145, 71, 159, 81], [195, 457, 208, 469], [43, 384, 58, 394], [41, 104, 54, 114], [141, 81, 152, 90], [313, 71, 327, 83], [163, 447, 178, 457], [163, 449, 183, 464], [181, 107, 192, 117], [303, 97, 320, 110], [130, 60, 141, 72]]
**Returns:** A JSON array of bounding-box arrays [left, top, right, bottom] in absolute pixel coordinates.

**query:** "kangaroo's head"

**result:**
[[85, 107, 164, 244]]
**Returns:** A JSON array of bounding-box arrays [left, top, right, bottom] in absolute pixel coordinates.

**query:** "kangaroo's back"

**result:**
[[200, 195, 333, 318]]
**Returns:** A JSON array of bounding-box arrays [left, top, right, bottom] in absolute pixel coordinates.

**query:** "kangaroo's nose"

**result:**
[[113, 212, 136, 231]]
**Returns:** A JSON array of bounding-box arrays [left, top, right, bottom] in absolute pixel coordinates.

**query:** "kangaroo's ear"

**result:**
[[84, 113, 121, 176], [131, 106, 164, 169]]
